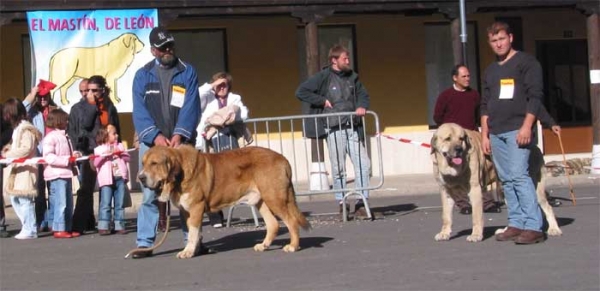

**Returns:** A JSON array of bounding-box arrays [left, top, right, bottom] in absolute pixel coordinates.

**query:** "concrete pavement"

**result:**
[[3, 173, 598, 219], [0, 180, 598, 290]]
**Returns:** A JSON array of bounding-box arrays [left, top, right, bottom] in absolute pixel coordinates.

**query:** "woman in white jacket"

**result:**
[[195, 72, 249, 228], [195, 72, 249, 152]]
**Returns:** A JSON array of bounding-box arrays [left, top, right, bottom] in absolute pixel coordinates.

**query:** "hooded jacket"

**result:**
[[3, 120, 42, 198]]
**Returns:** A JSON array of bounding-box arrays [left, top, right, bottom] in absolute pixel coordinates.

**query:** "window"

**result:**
[[537, 39, 591, 126], [425, 22, 480, 127], [172, 29, 228, 84], [297, 25, 357, 80]]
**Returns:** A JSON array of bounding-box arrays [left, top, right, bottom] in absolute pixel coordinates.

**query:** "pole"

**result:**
[[459, 0, 468, 67], [587, 12, 600, 174]]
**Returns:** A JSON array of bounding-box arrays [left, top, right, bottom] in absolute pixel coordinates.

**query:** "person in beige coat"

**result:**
[[2, 98, 42, 239]]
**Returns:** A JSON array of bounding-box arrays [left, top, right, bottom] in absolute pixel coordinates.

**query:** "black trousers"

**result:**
[[34, 165, 47, 228], [72, 161, 97, 232]]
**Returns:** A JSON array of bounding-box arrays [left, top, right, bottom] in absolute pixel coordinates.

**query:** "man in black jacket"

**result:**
[[481, 22, 555, 245], [296, 44, 372, 220], [68, 78, 99, 234]]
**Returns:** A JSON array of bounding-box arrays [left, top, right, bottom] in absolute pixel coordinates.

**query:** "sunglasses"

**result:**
[[83, 88, 103, 93]]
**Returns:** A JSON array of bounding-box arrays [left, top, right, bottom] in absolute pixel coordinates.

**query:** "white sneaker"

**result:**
[[14, 232, 37, 240], [212, 223, 223, 229]]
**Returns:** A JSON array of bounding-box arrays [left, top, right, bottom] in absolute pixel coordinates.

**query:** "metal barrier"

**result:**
[[217, 111, 384, 222]]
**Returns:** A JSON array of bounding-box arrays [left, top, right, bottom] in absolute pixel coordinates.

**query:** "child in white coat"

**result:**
[[1, 98, 42, 239]]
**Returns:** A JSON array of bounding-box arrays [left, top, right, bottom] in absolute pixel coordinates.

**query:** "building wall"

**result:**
[[0, 8, 591, 175]]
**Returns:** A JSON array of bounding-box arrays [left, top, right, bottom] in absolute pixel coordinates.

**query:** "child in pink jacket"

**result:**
[[93, 124, 129, 235], [43, 109, 81, 239]]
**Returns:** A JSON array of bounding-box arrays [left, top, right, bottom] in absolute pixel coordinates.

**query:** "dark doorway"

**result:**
[[537, 40, 591, 127]]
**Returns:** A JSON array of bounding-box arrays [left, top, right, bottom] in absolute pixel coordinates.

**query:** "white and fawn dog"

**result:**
[[431, 123, 562, 242]]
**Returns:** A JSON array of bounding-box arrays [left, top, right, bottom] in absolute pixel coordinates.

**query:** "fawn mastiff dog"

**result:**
[[138, 145, 310, 259], [49, 33, 144, 105], [431, 123, 561, 242]]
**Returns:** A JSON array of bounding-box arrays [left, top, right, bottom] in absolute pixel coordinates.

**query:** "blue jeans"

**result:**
[[490, 130, 542, 231], [98, 177, 125, 231], [326, 127, 371, 201], [137, 143, 188, 248], [10, 196, 37, 235], [49, 178, 73, 232], [42, 182, 53, 229]]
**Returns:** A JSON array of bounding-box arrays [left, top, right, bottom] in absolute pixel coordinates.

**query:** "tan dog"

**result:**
[[49, 33, 144, 105], [431, 123, 561, 243], [138, 145, 310, 259]]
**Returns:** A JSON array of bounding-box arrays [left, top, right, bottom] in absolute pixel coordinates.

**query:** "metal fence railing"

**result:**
[[213, 111, 383, 222]]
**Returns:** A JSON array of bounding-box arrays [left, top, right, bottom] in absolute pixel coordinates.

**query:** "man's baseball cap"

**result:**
[[149, 27, 175, 48]]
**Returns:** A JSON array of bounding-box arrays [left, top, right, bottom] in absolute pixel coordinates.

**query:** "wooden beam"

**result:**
[[451, 18, 463, 66], [587, 12, 599, 145]]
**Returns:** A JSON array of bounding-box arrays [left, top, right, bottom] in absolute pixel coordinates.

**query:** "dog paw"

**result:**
[[547, 227, 563, 236], [283, 244, 299, 253], [466, 234, 483, 242], [176, 249, 195, 259], [434, 232, 450, 241], [253, 243, 267, 252]]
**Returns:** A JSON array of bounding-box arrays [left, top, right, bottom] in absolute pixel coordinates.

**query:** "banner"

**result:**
[[26, 9, 158, 113]]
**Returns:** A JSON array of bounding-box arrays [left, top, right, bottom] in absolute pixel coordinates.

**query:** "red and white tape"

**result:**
[[378, 133, 431, 149], [0, 148, 136, 165]]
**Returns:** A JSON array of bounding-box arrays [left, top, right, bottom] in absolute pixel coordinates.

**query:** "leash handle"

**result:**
[[557, 133, 576, 205]]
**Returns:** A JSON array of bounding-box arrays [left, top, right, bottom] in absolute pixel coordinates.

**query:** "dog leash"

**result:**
[[124, 201, 171, 259], [557, 133, 576, 206]]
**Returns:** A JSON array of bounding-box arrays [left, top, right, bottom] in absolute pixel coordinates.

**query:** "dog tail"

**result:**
[[288, 196, 311, 231], [285, 183, 311, 231]]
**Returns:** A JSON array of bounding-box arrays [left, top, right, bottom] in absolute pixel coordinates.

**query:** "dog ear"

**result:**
[[430, 133, 438, 155], [123, 34, 134, 48], [166, 148, 182, 183], [463, 130, 472, 152]]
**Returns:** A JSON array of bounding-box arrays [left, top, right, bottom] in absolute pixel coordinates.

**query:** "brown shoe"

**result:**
[[495, 226, 523, 241], [115, 230, 128, 235], [98, 229, 111, 236], [131, 248, 153, 259], [515, 230, 545, 244], [354, 204, 372, 220]]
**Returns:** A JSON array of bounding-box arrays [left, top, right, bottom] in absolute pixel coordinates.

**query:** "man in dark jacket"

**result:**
[[481, 22, 559, 244], [296, 44, 372, 220], [68, 78, 100, 234], [131, 27, 200, 258]]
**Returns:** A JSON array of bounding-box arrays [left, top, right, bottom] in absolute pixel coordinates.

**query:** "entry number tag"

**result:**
[[499, 79, 514, 100], [171, 86, 186, 108]]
